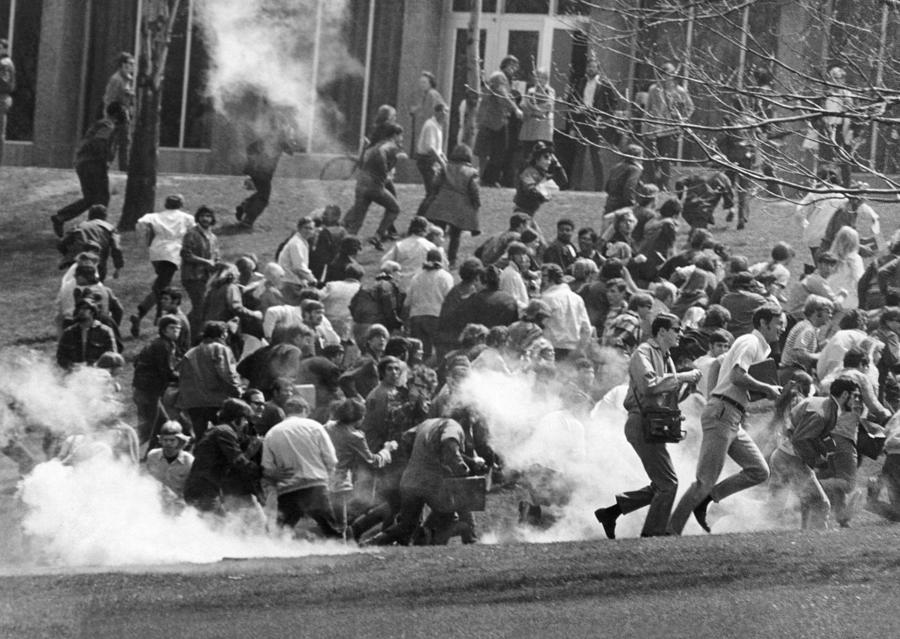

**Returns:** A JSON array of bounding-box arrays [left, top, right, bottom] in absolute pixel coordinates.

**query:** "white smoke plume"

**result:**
[[0, 351, 353, 568], [194, 0, 363, 152], [458, 366, 794, 541]]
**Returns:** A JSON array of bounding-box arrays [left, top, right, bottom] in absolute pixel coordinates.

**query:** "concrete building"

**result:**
[[2, 0, 892, 176]]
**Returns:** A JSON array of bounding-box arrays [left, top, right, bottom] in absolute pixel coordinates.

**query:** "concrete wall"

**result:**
[[31, 0, 90, 167], [396, 0, 448, 153]]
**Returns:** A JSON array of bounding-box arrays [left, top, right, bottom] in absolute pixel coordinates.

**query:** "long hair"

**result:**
[[831, 226, 859, 262]]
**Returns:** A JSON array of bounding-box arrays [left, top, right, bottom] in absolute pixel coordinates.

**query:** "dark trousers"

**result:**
[[277, 486, 342, 538], [342, 181, 401, 238], [133, 387, 167, 446], [240, 169, 274, 225], [113, 119, 131, 171], [182, 278, 208, 338], [415, 155, 440, 218], [409, 315, 439, 360], [186, 406, 219, 443], [374, 488, 455, 546], [138, 260, 178, 319], [645, 134, 678, 191], [477, 125, 508, 187], [615, 412, 679, 536], [57, 162, 110, 223], [724, 167, 751, 225]]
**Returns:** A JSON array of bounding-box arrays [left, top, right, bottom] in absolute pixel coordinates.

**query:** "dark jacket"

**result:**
[[56, 321, 117, 369], [74, 118, 116, 166], [788, 397, 838, 469], [542, 239, 578, 273], [425, 161, 481, 232], [184, 423, 261, 500], [132, 337, 180, 396], [604, 159, 643, 213], [349, 276, 403, 331], [675, 172, 734, 229]]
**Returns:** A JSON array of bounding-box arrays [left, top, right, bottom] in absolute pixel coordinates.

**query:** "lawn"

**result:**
[[4, 164, 897, 354]]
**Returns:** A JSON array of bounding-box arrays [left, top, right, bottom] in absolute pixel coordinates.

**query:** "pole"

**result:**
[[359, 0, 376, 155], [6, 0, 15, 49], [307, 0, 323, 153], [677, 3, 695, 162], [178, 0, 193, 148], [870, 4, 890, 169]]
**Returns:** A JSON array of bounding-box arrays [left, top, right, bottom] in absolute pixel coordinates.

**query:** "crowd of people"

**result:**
[[12, 50, 900, 545]]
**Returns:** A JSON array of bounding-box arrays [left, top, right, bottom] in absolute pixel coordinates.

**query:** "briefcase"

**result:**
[[748, 359, 778, 402]]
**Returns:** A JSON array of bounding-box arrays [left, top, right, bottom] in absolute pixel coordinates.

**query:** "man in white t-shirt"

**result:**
[[669, 305, 785, 534], [130, 194, 195, 337]]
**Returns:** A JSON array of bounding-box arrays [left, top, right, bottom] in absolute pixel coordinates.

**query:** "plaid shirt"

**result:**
[[602, 308, 642, 354]]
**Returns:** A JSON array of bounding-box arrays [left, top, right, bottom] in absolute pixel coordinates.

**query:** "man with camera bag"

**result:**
[[594, 313, 702, 538], [669, 305, 785, 535]]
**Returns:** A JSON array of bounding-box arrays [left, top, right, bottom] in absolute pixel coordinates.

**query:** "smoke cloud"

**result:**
[[194, 0, 364, 153], [0, 351, 352, 568], [458, 366, 793, 541]]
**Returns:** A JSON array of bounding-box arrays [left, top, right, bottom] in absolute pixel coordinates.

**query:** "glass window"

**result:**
[[504, 0, 550, 14], [556, 0, 592, 15], [506, 30, 540, 86], [453, 0, 498, 12], [1, 0, 43, 142], [158, 0, 212, 149]]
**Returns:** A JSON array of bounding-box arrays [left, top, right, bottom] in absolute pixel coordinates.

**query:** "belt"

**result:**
[[711, 394, 746, 415]]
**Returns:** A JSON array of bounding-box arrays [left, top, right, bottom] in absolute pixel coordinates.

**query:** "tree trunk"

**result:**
[[119, 0, 181, 231], [120, 85, 161, 230], [461, 0, 481, 150]]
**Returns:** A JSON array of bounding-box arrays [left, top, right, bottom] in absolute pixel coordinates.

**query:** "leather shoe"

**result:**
[[129, 314, 141, 339], [693, 496, 712, 533], [594, 507, 617, 540], [51, 215, 64, 238]]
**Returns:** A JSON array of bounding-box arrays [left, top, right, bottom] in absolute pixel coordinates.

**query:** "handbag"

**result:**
[[640, 405, 686, 444], [630, 361, 685, 444]]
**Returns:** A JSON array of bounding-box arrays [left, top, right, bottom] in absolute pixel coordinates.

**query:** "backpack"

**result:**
[[349, 286, 380, 323]]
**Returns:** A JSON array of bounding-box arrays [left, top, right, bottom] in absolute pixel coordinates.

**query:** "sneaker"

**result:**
[[368, 236, 384, 251], [129, 314, 141, 338], [51, 215, 64, 238]]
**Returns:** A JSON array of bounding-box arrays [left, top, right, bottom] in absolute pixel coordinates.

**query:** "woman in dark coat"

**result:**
[[425, 143, 481, 267]]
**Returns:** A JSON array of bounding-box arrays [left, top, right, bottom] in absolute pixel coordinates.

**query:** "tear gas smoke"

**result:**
[[194, 0, 363, 153], [0, 351, 352, 568], [457, 365, 794, 541]]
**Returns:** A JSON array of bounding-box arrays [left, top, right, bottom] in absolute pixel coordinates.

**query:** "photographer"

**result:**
[[513, 142, 567, 244], [594, 313, 701, 538]]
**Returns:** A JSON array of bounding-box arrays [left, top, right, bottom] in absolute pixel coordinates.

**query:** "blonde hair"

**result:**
[[831, 226, 859, 261]]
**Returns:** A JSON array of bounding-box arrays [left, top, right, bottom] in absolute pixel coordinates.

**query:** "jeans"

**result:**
[[182, 278, 208, 338], [768, 448, 830, 529], [616, 411, 679, 536], [277, 486, 343, 538], [138, 260, 179, 319], [342, 181, 400, 238], [724, 167, 751, 225], [818, 434, 858, 525], [669, 397, 770, 533], [56, 162, 111, 223]]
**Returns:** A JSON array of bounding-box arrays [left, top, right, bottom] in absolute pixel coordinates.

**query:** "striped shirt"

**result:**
[[780, 319, 818, 369]]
